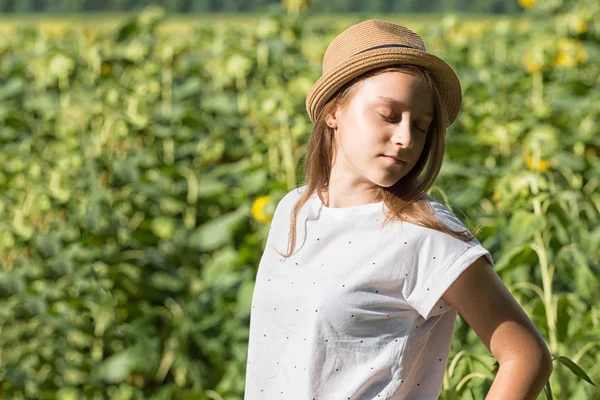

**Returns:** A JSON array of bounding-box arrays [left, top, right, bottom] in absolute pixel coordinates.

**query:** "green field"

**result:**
[[0, 4, 597, 399]]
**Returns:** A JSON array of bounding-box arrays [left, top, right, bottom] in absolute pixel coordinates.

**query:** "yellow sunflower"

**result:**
[[252, 195, 274, 223], [524, 151, 549, 171], [518, 0, 535, 9], [552, 52, 576, 68]]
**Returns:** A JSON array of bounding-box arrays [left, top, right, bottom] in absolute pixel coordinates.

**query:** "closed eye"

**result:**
[[379, 114, 427, 132]]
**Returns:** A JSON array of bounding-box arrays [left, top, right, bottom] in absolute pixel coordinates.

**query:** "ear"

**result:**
[[326, 110, 340, 129]]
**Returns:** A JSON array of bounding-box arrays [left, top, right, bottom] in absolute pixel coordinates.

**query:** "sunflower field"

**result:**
[[0, 0, 598, 399]]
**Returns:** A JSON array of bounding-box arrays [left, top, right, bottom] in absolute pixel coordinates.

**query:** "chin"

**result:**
[[367, 175, 402, 188], [378, 180, 401, 189]]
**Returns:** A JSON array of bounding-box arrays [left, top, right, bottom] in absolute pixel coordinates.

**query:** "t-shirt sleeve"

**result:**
[[403, 201, 495, 320]]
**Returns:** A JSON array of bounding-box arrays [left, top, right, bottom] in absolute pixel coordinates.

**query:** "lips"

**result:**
[[382, 155, 406, 163], [382, 155, 405, 165]]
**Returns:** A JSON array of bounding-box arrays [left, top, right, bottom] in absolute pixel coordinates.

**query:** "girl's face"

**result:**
[[327, 70, 434, 189]]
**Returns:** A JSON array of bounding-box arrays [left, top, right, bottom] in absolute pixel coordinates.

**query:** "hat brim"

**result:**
[[305, 47, 462, 127]]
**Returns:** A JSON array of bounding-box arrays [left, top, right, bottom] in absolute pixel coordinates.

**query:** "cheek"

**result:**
[[337, 134, 371, 167], [341, 138, 364, 161], [336, 115, 380, 164]]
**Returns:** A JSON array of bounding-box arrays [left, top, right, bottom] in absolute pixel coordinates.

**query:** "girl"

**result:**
[[244, 19, 552, 399]]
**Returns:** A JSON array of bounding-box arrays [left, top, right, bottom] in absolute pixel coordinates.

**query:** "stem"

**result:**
[[530, 175, 557, 353], [267, 127, 278, 177], [236, 74, 248, 113], [162, 49, 173, 120], [257, 41, 269, 69], [278, 109, 296, 188], [532, 69, 543, 113], [530, 173, 568, 398], [59, 75, 70, 108]]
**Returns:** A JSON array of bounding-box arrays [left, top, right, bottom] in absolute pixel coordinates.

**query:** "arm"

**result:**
[[442, 256, 553, 400]]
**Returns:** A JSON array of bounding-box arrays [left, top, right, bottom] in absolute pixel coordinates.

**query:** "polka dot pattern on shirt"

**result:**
[[246, 187, 491, 398]]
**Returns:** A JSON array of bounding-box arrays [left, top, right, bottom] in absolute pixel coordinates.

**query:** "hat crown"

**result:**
[[323, 19, 426, 74], [306, 18, 462, 127]]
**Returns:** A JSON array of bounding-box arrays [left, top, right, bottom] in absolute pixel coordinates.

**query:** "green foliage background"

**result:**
[[0, 1, 598, 399]]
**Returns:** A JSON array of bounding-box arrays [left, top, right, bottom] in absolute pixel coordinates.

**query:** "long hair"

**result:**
[[277, 64, 479, 259]]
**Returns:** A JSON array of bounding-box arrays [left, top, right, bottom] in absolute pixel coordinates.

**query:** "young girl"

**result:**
[[244, 19, 552, 399]]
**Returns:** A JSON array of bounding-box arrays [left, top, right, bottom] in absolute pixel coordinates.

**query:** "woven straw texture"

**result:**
[[305, 19, 462, 127]]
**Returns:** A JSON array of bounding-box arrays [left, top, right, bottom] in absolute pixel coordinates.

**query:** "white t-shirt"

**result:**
[[244, 184, 494, 400]]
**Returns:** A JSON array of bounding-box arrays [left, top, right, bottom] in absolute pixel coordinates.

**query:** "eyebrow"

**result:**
[[376, 96, 434, 118]]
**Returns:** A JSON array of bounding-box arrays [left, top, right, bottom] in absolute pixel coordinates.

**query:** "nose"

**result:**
[[391, 117, 417, 148]]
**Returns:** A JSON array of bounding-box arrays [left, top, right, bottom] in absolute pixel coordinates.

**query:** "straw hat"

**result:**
[[305, 19, 462, 127]]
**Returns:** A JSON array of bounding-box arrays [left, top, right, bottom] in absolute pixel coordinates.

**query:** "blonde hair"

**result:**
[[277, 64, 479, 259]]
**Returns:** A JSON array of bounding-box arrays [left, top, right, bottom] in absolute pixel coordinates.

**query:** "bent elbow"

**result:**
[[520, 341, 553, 380]]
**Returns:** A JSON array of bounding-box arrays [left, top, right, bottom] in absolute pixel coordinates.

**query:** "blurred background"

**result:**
[[0, 0, 598, 399], [0, 0, 524, 13]]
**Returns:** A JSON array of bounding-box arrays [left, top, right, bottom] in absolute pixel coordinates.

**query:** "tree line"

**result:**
[[0, 0, 524, 14]]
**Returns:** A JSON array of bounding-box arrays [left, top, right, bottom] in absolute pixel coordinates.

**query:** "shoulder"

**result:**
[[272, 184, 309, 218], [420, 193, 449, 214], [422, 195, 470, 232], [281, 184, 308, 207]]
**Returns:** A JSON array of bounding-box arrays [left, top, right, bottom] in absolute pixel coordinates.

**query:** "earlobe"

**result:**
[[326, 110, 340, 129]]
